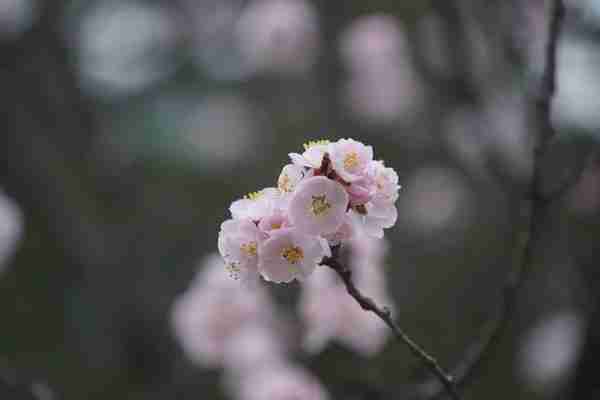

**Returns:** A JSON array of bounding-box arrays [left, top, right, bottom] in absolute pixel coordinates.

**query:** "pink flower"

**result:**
[[258, 228, 328, 283], [347, 175, 376, 206], [352, 202, 398, 239], [170, 255, 277, 367], [288, 176, 349, 236], [322, 213, 356, 244], [230, 188, 282, 221], [227, 363, 330, 400], [289, 141, 329, 169], [277, 163, 307, 194], [368, 160, 401, 204], [218, 218, 265, 282], [257, 210, 290, 235], [329, 138, 373, 182]]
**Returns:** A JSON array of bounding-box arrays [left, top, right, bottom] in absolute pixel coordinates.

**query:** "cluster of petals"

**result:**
[[171, 254, 284, 368], [218, 138, 400, 283], [171, 254, 331, 399]]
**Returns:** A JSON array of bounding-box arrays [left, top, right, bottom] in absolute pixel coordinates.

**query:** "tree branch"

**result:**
[[386, 2, 570, 399], [419, 1, 567, 397], [321, 245, 462, 400], [441, 0, 568, 394]]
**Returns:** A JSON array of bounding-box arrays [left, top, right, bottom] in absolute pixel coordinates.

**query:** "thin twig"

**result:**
[[321, 246, 462, 400], [380, 2, 569, 399], [442, 0, 567, 393], [416, 1, 567, 397]]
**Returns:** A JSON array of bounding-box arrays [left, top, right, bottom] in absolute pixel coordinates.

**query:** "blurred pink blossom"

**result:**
[[235, 0, 320, 77], [339, 14, 423, 124], [223, 323, 290, 374], [170, 254, 281, 367], [518, 311, 586, 395], [0, 189, 23, 274], [299, 235, 392, 356], [226, 363, 330, 400]]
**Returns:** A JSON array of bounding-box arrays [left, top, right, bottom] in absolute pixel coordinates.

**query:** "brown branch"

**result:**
[[318, 3, 567, 399], [417, 1, 567, 398], [392, 2, 570, 399], [321, 245, 462, 400]]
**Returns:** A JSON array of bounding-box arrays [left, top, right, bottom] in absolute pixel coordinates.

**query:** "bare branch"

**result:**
[[321, 245, 462, 400], [402, 2, 569, 398]]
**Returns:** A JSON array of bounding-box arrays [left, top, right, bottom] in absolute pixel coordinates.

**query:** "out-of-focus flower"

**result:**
[[183, 0, 249, 80], [170, 254, 280, 367], [399, 167, 470, 232], [235, 0, 320, 77], [518, 311, 586, 395], [177, 94, 262, 167], [554, 36, 600, 132], [70, 0, 179, 97], [568, 0, 600, 27], [482, 92, 532, 179], [0, 0, 37, 38], [223, 323, 289, 374], [340, 14, 406, 76], [0, 190, 24, 274], [300, 235, 392, 356], [226, 363, 330, 400], [339, 15, 423, 124], [94, 94, 262, 172]]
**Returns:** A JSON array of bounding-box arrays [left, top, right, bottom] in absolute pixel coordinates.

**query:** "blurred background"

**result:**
[[1, 0, 600, 399]]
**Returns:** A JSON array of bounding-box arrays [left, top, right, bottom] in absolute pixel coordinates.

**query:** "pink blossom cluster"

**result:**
[[171, 254, 331, 400], [218, 138, 400, 284]]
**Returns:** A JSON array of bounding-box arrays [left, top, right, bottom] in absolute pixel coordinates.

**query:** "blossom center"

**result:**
[[240, 241, 258, 257], [344, 151, 360, 170], [278, 174, 292, 192], [281, 245, 304, 264], [271, 222, 282, 230], [310, 195, 331, 216], [225, 262, 241, 280], [303, 139, 330, 151], [244, 191, 263, 200]]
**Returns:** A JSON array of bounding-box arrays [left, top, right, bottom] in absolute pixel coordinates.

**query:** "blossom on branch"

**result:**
[[218, 138, 401, 283]]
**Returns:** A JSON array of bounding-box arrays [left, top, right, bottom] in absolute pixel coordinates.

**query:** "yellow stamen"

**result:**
[[278, 174, 292, 192], [310, 195, 331, 216], [225, 262, 241, 280], [343, 151, 359, 170], [271, 222, 282, 230], [244, 191, 263, 200], [281, 246, 304, 264], [240, 241, 258, 257], [303, 139, 330, 151]]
